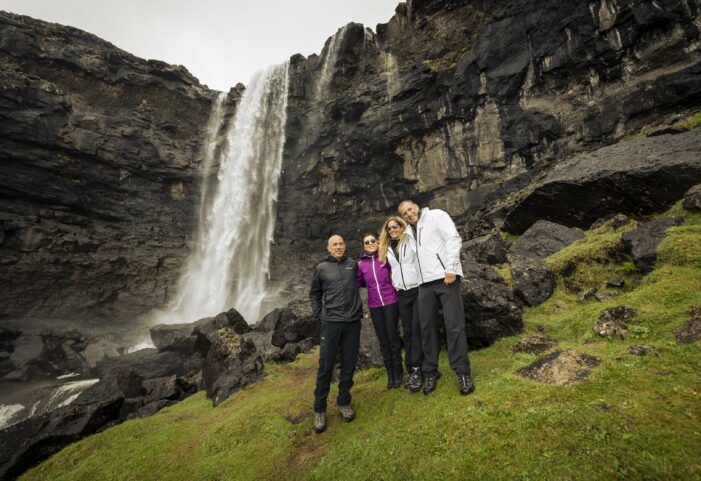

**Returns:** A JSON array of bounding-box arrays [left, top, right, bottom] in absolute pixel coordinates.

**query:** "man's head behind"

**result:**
[[327, 234, 346, 260], [398, 200, 420, 226]]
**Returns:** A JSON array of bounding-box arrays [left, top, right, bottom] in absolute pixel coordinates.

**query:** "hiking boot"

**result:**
[[407, 367, 423, 393], [386, 368, 394, 389], [423, 372, 442, 395], [338, 404, 355, 422], [392, 367, 404, 389], [313, 411, 327, 433], [458, 374, 475, 395]]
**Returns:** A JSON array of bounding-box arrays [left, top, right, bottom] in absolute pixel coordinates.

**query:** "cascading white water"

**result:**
[[162, 62, 290, 325], [315, 25, 348, 101]]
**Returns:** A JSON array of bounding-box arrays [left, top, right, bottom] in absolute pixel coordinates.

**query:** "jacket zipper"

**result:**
[[370, 257, 385, 306], [337, 261, 349, 321], [413, 224, 425, 283], [436, 253, 446, 270], [391, 245, 407, 290]]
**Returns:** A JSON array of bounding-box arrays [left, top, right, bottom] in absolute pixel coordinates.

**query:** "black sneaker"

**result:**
[[392, 367, 404, 389], [407, 367, 423, 393], [458, 374, 475, 395], [423, 371, 442, 395], [386, 368, 394, 389]]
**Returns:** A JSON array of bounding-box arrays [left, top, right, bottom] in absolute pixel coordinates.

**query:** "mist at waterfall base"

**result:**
[[154, 63, 290, 327]]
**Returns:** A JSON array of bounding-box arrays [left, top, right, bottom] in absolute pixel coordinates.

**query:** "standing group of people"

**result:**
[[309, 200, 474, 433]]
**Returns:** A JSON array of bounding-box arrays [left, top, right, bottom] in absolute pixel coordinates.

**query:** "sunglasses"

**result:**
[[363, 239, 377, 245], [387, 224, 401, 232]]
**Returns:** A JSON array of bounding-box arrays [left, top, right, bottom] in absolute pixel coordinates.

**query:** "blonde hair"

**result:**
[[378, 216, 408, 264]]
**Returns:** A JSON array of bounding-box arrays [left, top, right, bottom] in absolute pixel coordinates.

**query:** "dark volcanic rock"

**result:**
[[627, 344, 660, 356], [606, 278, 625, 288], [461, 260, 523, 347], [0, 12, 237, 324], [201, 329, 264, 406], [270, 301, 320, 348], [462, 233, 510, 265], [682, 183, 701, 212], [115, 369, 146, 397], [513, 334, 557, 354], [591, 213, 630, 230], [509, 256, 556, 306], [517, 349, 600, 386], [0, 397, 123, 481], [504, 132, 701, 233], [593, 306, 637, 339], [509, 221, 584, 260], [149, 323, 199, 354], [675, 316, 701, 344], [95, 348, 187, 380], [622, 218, 683, 274]]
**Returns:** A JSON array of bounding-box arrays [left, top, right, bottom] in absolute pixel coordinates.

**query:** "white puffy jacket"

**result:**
[[386, 228, 420, 291], [412, 207, 463, 283]]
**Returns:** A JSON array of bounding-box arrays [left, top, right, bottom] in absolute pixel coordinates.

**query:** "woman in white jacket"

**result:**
[[378, 216, 424, 393]]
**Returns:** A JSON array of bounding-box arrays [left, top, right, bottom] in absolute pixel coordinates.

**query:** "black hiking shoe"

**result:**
[[392, 367, 404, 389], [458, 374, 475, 395], [423, 371, 442, 395], [407, 367, 423, 393], [386, 368, 394, 389]]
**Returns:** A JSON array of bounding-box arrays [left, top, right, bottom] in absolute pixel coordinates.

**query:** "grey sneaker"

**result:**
[[313, 411, 326, 433], [338, 404, 356, 422]]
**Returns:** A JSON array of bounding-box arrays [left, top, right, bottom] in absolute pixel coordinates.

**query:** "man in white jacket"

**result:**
[[398, 200, 474, 395]]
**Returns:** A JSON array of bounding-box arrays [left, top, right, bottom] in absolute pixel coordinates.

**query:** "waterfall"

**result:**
[[315, 25, 348, 101], [383, 52, 399, 106], [163, 62, 290, 325]]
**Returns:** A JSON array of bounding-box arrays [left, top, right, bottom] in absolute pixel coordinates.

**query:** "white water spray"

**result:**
[[162, 63, 290, 325]]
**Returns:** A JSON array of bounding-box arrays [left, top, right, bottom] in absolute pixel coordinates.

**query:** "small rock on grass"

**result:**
[[627, 345, 660, 356], [606, 278, 625, 288], [682, 184, 701, 211], [517, 349, 600, 386], [675, 316, 701, 344], [513, 334, 557, 354], [593, 306, 637, 339]]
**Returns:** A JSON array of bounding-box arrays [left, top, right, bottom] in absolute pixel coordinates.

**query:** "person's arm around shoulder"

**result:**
[[309, 264, 323, 320], [356, 259, 366, 288], [435, 210, 462, 284]]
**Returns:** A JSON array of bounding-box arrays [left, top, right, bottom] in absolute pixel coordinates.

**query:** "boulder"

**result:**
[[270, 301, 320, 348], [240, 330, 280, 361], [0, 396, 123, 480], [255, 309, 283, 332], [195, 308, 250, 341], [149, 322, 199, 355], [513, 334, 557, 354], [462, 233, 510, 265], [115, 369, 146, 398], [271, 338, 316, 363], [675, 316, 701, 344], [504, 131, 701, 233], [606, 278, 625, 288], [517, 349, 600, 386], [461, 260, 523, 347], [682, 183, 701, 212], [508, 221, 584, 260], [593, 306, 637, 339], [94, 348, 188, 380], [509, 256, 556, 306], [201, 329, 265, 406], [622, 218, 683, 274]]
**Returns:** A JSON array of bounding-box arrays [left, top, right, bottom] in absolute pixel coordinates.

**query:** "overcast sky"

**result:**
[[4, 0, 399, 91]]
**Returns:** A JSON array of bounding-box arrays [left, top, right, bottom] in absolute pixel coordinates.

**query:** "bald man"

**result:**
[[309, 234, 363, 433]]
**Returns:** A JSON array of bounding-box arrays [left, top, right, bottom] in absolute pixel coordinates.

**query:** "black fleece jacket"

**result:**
[[309, 255, 363, 323]]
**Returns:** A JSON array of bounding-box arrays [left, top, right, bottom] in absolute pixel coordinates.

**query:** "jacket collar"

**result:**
[[325, 255, 347, 263], [360, 251, 379, 260]]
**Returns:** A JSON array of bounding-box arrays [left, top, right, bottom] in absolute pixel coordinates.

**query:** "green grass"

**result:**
[[21, 206, 701, 481], [678, 111, 701, 131]]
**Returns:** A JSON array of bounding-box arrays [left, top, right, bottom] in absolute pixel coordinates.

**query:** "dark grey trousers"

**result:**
[[418, 278, 471, 376], [313, 320, 361, 413], [369, 303, 402, 370], [398, 287, 423, 370]]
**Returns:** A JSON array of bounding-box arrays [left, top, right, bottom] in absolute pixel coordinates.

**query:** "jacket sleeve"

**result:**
[[309, 266, 323, 319], [356, 262, 366, 288], [436, 210, 463, 275]]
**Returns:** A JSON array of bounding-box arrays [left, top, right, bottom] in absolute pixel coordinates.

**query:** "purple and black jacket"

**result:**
[[356, 251, 398, 309]]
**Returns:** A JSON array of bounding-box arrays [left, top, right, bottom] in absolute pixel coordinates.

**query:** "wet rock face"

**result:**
[[272, 0, 701, 292], [622, 218, 684, 274], [0, 12, 227, 323]]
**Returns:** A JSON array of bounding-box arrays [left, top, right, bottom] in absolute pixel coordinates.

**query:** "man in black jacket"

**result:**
[[310, 234, 363, 433]]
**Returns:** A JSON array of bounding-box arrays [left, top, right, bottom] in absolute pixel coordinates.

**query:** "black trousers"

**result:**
[[369, 303, 402, 370], [398, 287, 423, 370], [313, 320, 361, 413], [418, 279, 471, 376]]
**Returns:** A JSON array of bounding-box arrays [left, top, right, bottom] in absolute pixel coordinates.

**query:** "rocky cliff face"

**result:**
[[272, 0, 701, 292], [0, 12, 240, 323], [1, 1, 700, 326]]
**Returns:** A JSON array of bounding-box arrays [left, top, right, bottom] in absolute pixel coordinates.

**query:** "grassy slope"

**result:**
[[22, 204, 701, 481]]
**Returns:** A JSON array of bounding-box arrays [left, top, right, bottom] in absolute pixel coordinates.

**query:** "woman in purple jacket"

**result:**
[[357, 232, 403, 389]]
